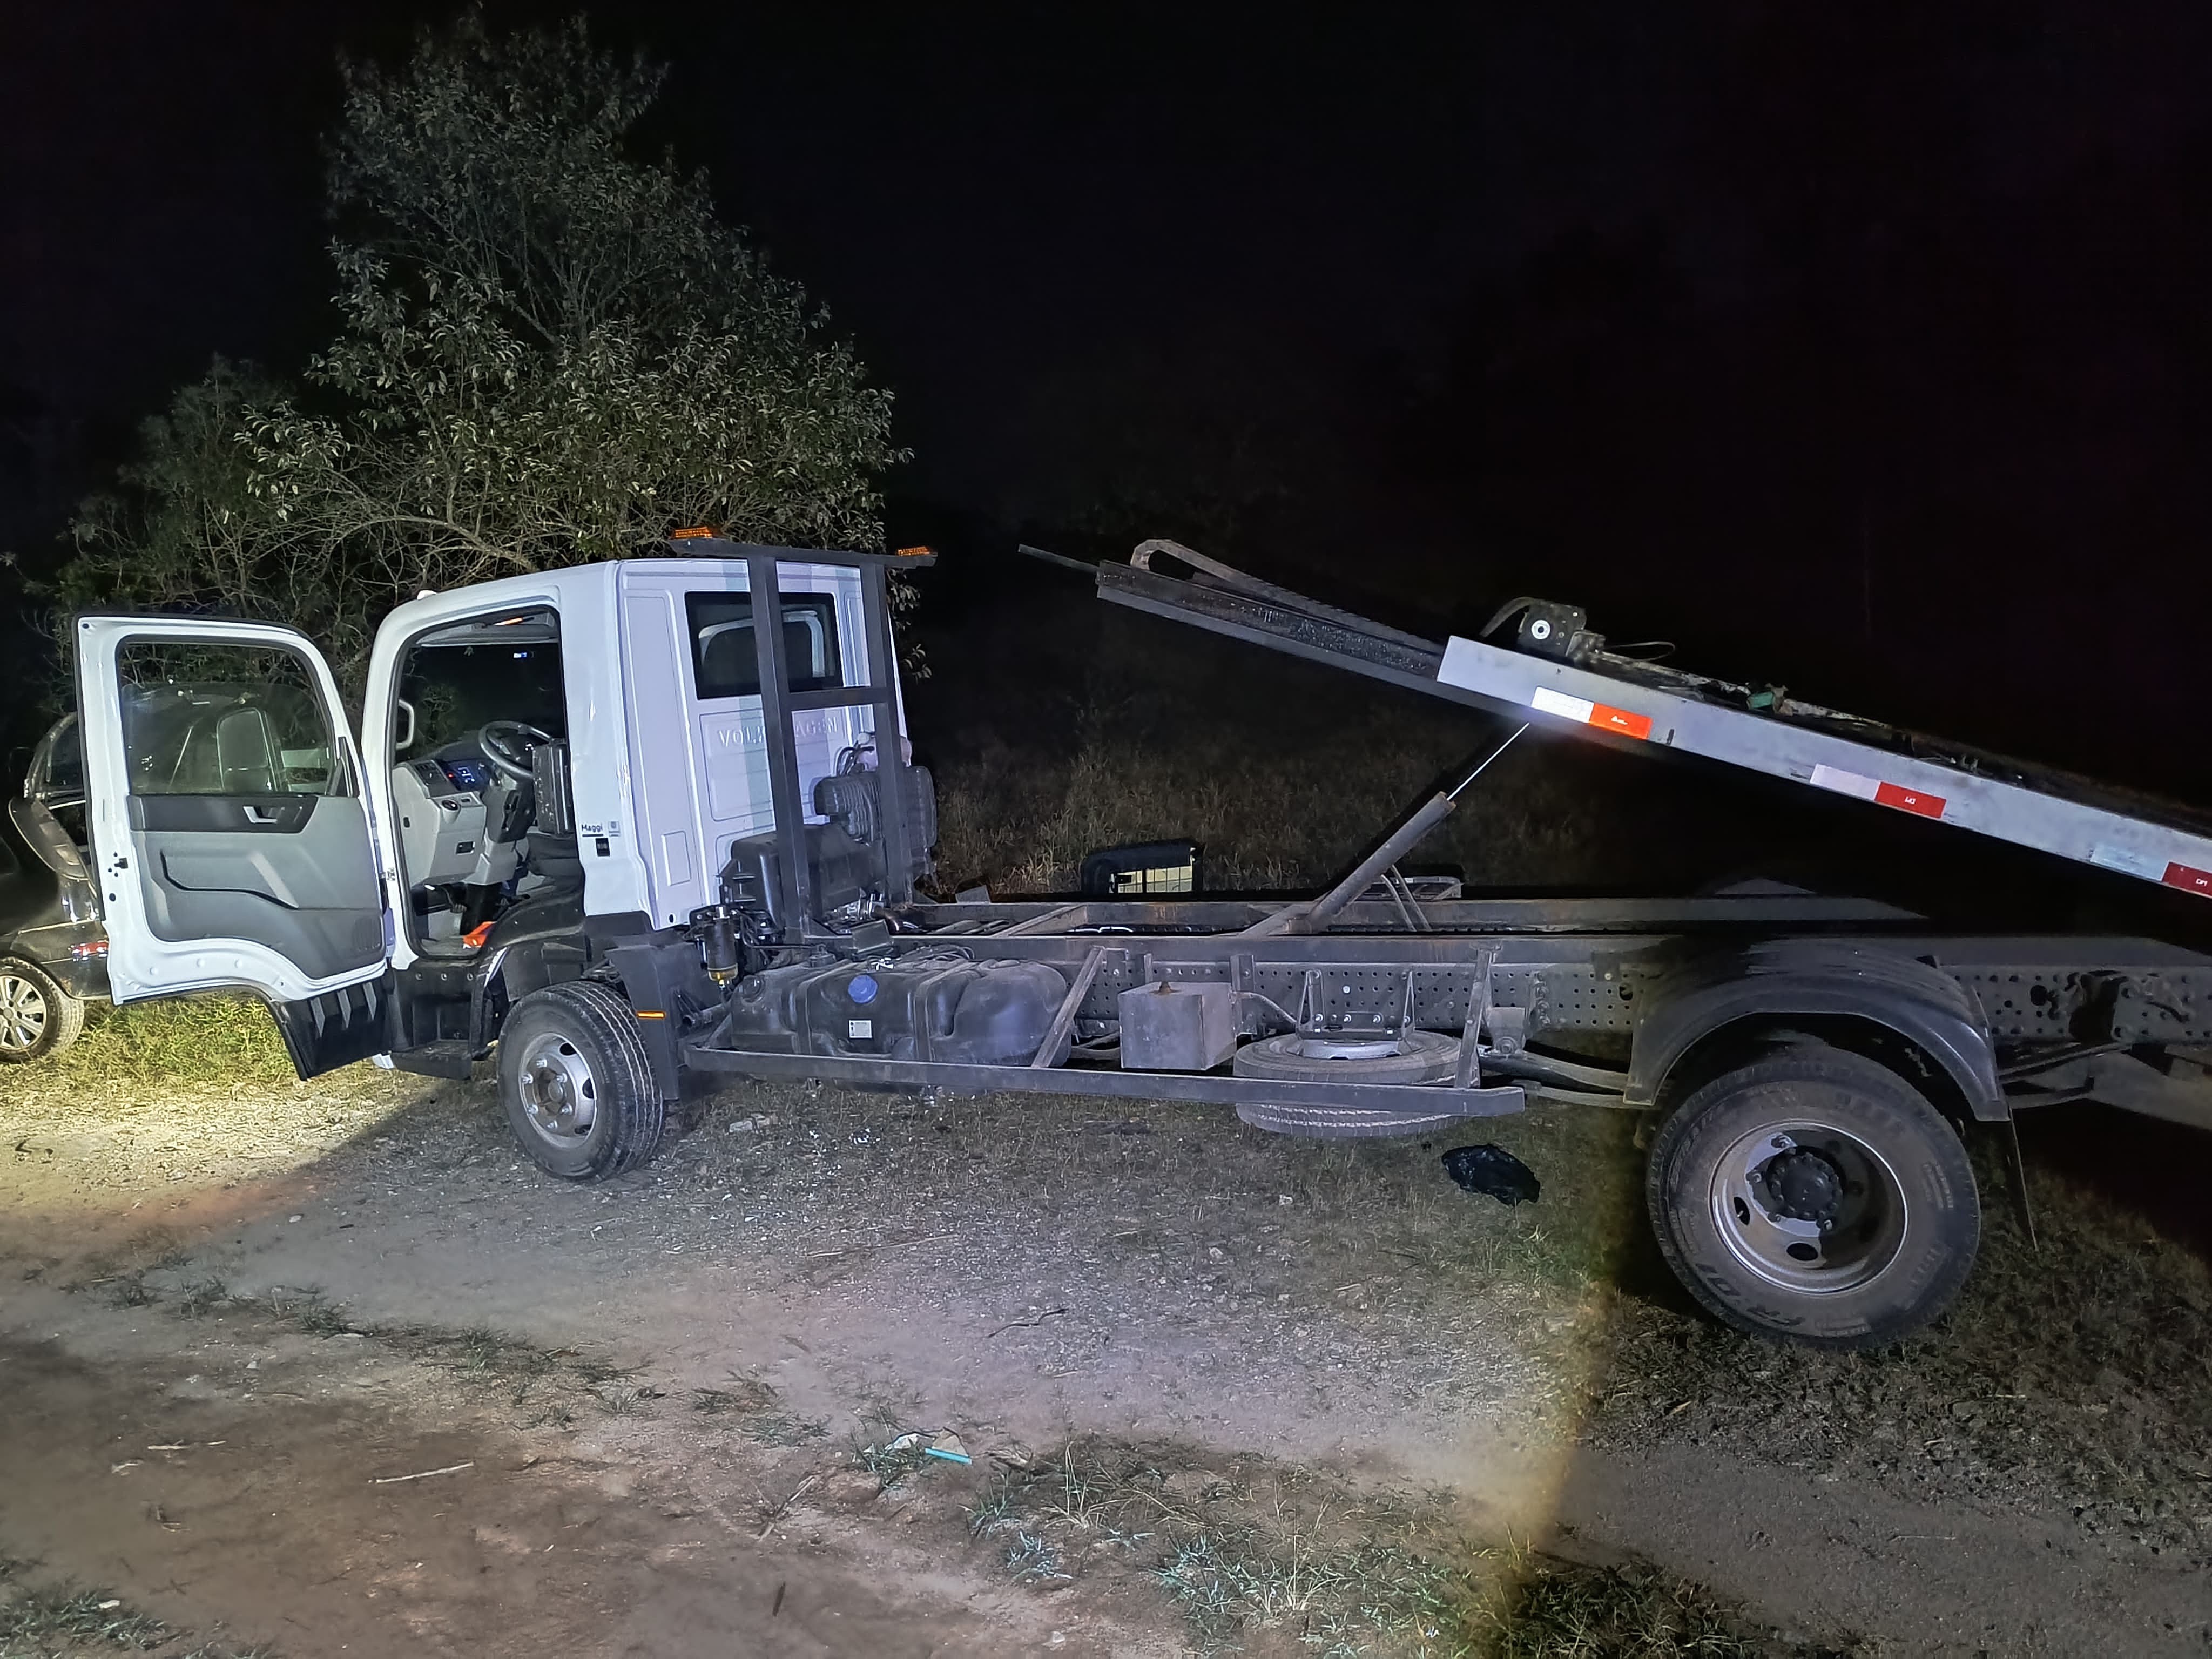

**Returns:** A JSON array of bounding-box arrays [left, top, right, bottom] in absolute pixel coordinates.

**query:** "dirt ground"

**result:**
[[4, 1050, 2211, 1656]]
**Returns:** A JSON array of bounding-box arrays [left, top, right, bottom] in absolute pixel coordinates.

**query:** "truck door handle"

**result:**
[[244, 804, 281, 825]]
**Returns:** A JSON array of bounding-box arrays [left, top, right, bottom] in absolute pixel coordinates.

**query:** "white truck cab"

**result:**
[[75, 545, 927, 1082]]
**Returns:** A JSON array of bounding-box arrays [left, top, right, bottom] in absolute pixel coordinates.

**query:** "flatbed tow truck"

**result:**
[[53, 537, 2212, 1348]]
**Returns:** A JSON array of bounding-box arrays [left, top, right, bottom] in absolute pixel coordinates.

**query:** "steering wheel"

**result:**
[[477, 721, 554, 784]]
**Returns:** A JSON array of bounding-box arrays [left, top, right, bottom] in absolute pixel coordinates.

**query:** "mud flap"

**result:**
[[266, 971, 397, 1079], [604, 946, 695, 1103]]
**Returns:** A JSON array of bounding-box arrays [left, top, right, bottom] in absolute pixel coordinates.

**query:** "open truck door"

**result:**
[[74, 616, 395, 1077]]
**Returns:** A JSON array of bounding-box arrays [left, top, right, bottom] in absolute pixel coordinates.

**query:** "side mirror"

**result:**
[[394, 698, 417, 753]]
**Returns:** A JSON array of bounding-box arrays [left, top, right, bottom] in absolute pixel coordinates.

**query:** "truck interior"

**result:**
[[389, 606, 578, 950]]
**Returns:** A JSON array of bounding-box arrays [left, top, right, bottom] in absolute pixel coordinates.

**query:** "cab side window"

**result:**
[[686, 592, 842, 699]]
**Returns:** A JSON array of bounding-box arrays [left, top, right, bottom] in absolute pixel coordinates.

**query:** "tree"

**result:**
[[63, 12, 905, 684]]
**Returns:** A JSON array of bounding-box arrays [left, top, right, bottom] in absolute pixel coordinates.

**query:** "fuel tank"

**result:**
[[717, 953, 1070, 1066]]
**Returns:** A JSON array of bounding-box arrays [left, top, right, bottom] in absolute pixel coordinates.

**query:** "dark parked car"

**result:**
[[2, 715, 108, 1062]]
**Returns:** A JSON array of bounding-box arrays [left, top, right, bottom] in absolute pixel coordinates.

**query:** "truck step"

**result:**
[[387, 1041, 479, 1080]]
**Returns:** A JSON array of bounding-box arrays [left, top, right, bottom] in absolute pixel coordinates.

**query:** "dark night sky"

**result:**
[[9, 2, 2212, 800]]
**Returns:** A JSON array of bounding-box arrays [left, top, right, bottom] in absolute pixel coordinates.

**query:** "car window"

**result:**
[[115, 644, 343, 797], [686, 592, 842, 700]]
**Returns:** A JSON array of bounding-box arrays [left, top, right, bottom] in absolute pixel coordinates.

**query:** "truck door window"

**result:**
[[395, 609, 567, 752], [115, 644, 343, 797], [686, 592, 842, 699]]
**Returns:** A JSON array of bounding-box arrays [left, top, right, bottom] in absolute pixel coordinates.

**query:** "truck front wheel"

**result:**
[[1645, 1044, 1979, 1349], [497, 981, 666, 1182]]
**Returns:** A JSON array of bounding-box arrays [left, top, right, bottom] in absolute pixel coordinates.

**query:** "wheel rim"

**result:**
[[0, 973, 49, 1054], [515, 1029, 598, 1144], [1708, 1118, 1909, 1296], [1293, 1032, 1403, 1060], [1233, 1029, 1459, 1084]]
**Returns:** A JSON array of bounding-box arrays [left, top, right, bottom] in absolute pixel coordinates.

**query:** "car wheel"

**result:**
[[1646, 1042, 1980, 1349], [497, 980, 665, 1182], [0, 958, 85, 1063]]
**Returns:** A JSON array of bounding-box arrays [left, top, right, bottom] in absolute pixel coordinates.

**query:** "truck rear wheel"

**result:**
[[497, 981, 665, 1182], [1645, 1044, 1979, 1349]]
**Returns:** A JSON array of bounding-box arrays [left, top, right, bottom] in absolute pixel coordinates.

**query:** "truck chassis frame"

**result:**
[[611, 542, 2212, 1143]]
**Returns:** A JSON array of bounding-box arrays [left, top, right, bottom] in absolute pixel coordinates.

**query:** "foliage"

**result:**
[[62, 12, 903, 686], [60, 362, 341, 656]]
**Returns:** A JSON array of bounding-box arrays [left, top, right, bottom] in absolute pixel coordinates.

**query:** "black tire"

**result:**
[[1645, 1044, 1979, 1349], [1234, 1099, 1476, 1139], [496, 981, 665, 1182], [0, 957, 85, 1063]]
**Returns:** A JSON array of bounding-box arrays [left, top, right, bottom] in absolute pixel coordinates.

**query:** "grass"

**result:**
[[1152, 1530, 1473, 1655], [1479, 1552, 1851, 1659], [931, 698, 1587, 896], [100, 1274, 156, 1310], [692, 1380, 776, 1415], [1004, 1530, 1068, 1584], [24, 683, 2212, 1634], [46, 996, 294, 1088], [76, 1231, 194, 1308], [0, 1555, 272, 1658], [283, 1292, 353, 1338], [853, 1436, 931, 1494], [693, 1381, 826, 1445], [29, 713, 1573, 1086], [969, 1438, 1482, 1654], [958, 1439, 1848, 1658], [388, 1320, 651, 1415], [171, 1278, 231, 1320], [0, 1562, 167, 1656]]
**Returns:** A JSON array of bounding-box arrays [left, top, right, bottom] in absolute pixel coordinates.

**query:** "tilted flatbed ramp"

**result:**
[[1090, 541, 2212, 901]]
